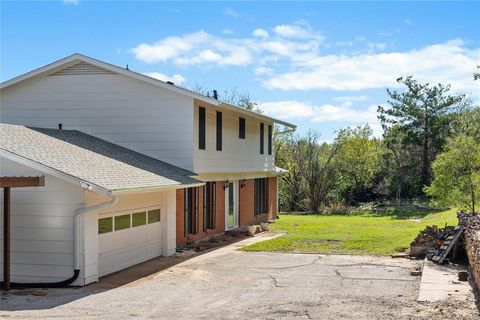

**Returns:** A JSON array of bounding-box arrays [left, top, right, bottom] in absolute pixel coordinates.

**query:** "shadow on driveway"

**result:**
[[0, 233, 254, 311]]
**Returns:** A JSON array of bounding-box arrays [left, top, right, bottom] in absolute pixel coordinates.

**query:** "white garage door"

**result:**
[[98, 208, 162, 277]]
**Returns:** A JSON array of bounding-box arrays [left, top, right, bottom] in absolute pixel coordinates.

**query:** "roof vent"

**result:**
[[213, 90, 218, 100], [58, 123, 63, 130], [166, 81, 175, 85], [51, 62, 113, 76]]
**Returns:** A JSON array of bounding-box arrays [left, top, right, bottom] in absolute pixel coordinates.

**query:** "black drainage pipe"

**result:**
[[1, 269, 79, 289]]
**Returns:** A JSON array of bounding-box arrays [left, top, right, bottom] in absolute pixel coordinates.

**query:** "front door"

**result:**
[[225, 181, 238, 230]]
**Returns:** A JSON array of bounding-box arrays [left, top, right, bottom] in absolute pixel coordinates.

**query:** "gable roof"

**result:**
[[0, 124, 201, 194], [0, 53, 296, 129]]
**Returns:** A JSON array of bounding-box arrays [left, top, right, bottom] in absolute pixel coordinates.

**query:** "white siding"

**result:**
[[84, 189, 176, 283], [0, 157, 86, 285], [0, 71, 195, 170], [193, 101, 275, 173]]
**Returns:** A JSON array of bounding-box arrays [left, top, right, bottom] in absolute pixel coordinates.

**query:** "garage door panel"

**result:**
[[98, 209, 163, 277]]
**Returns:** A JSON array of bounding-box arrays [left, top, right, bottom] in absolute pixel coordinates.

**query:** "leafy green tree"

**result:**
[[378, 76, 464, 192], [334, 125, 381, 204], [425, 135, 480, 213]]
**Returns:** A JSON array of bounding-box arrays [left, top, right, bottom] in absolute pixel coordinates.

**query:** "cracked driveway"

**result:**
[[1, 234, 478, 319]]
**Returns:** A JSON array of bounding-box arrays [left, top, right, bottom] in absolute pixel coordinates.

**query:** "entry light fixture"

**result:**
[[240, 179, 246, 188], [224, 180, 229, 189]]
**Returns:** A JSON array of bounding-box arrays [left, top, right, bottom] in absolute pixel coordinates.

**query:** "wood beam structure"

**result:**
[[1, 176, 45, 291]]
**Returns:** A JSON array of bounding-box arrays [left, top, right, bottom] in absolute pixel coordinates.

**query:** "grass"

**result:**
[[242, 208, 458, 255]]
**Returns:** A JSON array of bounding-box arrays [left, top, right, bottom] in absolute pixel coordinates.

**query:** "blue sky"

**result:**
[[2, 1, 479, 141]]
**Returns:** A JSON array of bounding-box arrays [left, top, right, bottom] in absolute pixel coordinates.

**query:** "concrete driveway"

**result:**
[[1, 233, 478, 319]]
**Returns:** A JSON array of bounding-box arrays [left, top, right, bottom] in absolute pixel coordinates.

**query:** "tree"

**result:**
[[334, 125, 382, 204], [274, 128, 304, 212], [378, 76, 464, 192], [292, 131, 338, 212], [425, 135, 480, 213], [192, 85, 262, 113]]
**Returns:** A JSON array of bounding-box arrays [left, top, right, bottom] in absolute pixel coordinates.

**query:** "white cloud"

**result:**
[[222, 29, 234, 35], [332, 95, 368, 102], [254, 66, 274, 76], [273, 24, 311, 38], [264, 39, 480, 96], [252, 29, 269, 38], [131, 27, 324, 67], [63, 0, 79, 4], [225, 8, 240, 18], [259, 100, 385, 136], [143, 72, 186, 85]]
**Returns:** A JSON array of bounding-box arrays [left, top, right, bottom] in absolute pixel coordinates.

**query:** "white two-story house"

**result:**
[[0, 54, 295, 286]]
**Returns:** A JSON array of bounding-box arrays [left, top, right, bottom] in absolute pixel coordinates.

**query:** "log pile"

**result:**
[[410, 224, 456, 258], [458, 211, 480, 289]]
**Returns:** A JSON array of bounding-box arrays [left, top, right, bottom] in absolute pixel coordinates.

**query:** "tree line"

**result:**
[[275, 76, 480, 214]]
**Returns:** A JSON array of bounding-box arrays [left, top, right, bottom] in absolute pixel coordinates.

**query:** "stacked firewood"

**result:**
[[458, 211, 480, 289], [410, 224, 456, 258]]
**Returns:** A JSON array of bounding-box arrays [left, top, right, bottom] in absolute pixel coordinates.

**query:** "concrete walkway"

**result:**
[[418, 259, 474, 302]]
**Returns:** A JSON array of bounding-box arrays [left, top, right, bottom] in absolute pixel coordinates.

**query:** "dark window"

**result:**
[[98, 217, 113, 234], [132, 212, 146, 227], [268, 125, 272, 155], [216, 111, 222, 151], [199, 107, 206, 150], [203, 182, 216, 230], [254, 178, 269, 215], [260, 123, 264, 154], [114, 214, 131, 231], [148, 209, 161, 224], [239, 118, 245, 139], [184, 187, 199, 235]]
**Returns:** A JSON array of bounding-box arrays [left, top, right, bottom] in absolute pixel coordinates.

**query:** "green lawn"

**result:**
[[243, 208, 458, 255]]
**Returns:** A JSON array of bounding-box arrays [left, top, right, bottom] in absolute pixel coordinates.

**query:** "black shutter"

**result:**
[[195, 187, 199, 234], [260, 123, 264, 154], [216, 111, 222, 151], [199, 107, 206, 150], [239, 118, 245, 139], [184, 189, 188, 236], [268, 125, 272, 155], [203, 184, 208, 231], [212, 182, 216, 229]]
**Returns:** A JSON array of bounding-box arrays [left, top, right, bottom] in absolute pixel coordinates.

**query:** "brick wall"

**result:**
[[176, 182, 226, 247], [176, 177, 278, 246], [268, 176, 278, 220]]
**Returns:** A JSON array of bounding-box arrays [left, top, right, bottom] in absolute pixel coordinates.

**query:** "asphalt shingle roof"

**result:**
[[0, 124, 200, 191]]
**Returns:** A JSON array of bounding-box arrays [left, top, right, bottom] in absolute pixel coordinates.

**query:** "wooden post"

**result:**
[[3, 187, 10, 291]]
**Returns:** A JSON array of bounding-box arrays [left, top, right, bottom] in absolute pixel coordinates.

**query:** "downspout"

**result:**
[[1, 186, 117, 288], [74, 190, 118, 272]]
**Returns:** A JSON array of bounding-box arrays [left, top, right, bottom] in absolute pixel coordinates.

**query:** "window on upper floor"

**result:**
[[216, 111, 222, 151], [268, 125, 272, 155], [199, 107, 206, 150], [260, 123, 264, 154], [239, 117, 245, 139]]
